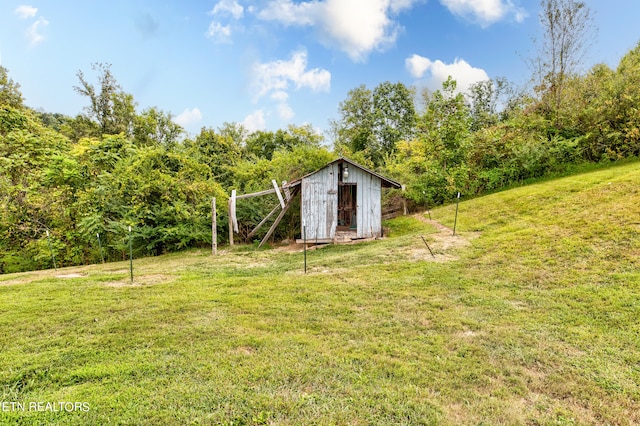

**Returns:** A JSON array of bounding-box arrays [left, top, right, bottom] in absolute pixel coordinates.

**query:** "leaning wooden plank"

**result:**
[[230, 190, 238, 233], [259, 187, 299, 248], [247, 204, 280, 239], [236, 188, 276, 199], [282, 181, 291, 201], [272, 179, 285, 209]]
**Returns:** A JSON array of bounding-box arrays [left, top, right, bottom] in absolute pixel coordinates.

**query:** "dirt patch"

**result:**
[[1, 268, 89, 286], [411, 214, 480, 262], [55, 273, 86, 279], [103, 274, 172, 287], [455, 329, 481, 338], [275, 213, 478, 264], [0, 278, 33, 286], [104, 268, 130, 274], [285, 266, 353, 276], [231, 346, 256, 356], [274, 241, 306, 252], [273, 238, 377, 253]]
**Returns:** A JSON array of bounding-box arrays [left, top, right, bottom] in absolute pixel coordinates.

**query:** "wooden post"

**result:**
[[128, 225, 133, 283], [453, 192, 461, 236], [228, 196, 234, 246], [212, 197, 217, 255], [402, 185, 407, 216], [97, 233, 105, 263]]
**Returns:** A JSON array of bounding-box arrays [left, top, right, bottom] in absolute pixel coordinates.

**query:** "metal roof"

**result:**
[[285, 157, 402, 189]]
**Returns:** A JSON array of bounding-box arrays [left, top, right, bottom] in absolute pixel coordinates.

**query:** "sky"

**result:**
[[1, 0, 639, 137]]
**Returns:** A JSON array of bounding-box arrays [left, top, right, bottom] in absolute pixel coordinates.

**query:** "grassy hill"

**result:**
[[1, 160, 639, 425]]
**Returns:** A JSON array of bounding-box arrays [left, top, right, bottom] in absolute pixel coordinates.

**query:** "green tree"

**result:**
[[581, 43, 640, 159], [0, 66, 24, 108], [244, 124, 322, 160], [74, 63, 137, 137], [218, 121, 249, 148], [468, 78, 510, 131], [285, 123, 323, 149], [372, 81, 416, 157], [532, 0, 595, 125], [0, 107, 72, 271], [420, 77, 471, 172], [74, 143, 223, 258], [35, 111, 72, 132], [333, 85, 375, 155], [72, 133, 137, 176], [185, 127, 243, 187], [334, 82, 415, 166], [245, 130, 279, 160], [133, 107, 183, 148]]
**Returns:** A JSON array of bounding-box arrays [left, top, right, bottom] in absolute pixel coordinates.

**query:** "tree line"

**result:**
[[1, 0, 639, 273]]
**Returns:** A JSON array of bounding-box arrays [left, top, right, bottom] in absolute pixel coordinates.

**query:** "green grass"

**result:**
[[1, 160, 639, 425]]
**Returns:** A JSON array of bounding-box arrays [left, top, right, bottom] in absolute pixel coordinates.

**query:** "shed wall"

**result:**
[[301, 163, 337, 240], [346, 166, 381, 238]]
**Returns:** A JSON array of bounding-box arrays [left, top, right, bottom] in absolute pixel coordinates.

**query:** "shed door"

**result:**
[[338, 184, 357, 229]]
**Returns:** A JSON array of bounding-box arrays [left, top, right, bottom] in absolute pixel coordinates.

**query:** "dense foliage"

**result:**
[[0, 64, 335, 272], [2, 31, 640, 272], [380, 42, 640, 207]]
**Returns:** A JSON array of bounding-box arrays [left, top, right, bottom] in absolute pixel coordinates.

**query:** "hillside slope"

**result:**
[[1, 160, 639, 425]]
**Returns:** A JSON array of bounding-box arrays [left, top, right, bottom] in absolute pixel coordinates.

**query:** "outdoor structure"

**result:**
[[288, 157, 401, 243], [228, 157, 401, 247]]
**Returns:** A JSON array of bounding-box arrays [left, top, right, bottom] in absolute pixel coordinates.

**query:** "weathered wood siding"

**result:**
[[301, 163, 337, 240], [301, 160, 384, 240], [343, 166, 381, 238]]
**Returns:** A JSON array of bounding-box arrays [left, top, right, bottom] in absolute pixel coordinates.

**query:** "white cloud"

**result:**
[[26, 17, 49, 46], [206, 0, 244, 43], [439, 0, 527, 27], [389, 0, 418, 13], [252, 50, 331, 100], [174, 108, 203, 127], [270, 90, 289, 103], [206, 21, 232, 43], [15, 5, 37, 19], [406, 54, 432, 79], [210, 0, 244, 19], [16, 6, 49, 46], [269, 91, 294, 120], [406, 54, 490, 95], [276, 103, 295, 121], [258, 0, 419, 62], [243, 110, 266, 132], [251, 51, 329, 124], [257, 0, 317, 25]]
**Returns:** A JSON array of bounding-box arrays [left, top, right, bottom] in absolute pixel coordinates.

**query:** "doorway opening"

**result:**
[[338, 183, 357, 230]]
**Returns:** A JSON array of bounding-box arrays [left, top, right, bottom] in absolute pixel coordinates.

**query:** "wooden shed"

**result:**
[[288, 157, 401, 243]]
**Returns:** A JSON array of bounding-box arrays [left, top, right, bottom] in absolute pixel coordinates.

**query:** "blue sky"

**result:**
[[1, 1, 639, 137]]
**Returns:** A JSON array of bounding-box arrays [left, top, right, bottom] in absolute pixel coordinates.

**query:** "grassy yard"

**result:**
[[1, 160, 639, 425]]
